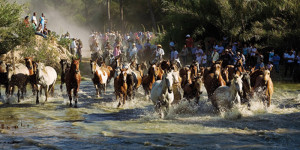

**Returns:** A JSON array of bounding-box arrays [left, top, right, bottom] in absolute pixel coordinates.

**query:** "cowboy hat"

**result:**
[[157, 44, 162, 48]]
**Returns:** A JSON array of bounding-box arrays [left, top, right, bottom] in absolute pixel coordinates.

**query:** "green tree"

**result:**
[[0, 0, 34, 55]]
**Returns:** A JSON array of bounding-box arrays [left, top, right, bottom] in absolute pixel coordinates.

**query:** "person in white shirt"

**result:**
[[155, 44, 164, 61], [250, 44, 257, 67], [284, 50, 295, 76], [171, 47, 180, 67], [211, 48, 219, 63], [31, 12, 37, 26], [70, 38, 77, 55], [196, 53, 202, 66]]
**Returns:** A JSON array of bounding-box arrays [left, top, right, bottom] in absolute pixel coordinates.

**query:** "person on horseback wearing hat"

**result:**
[[155, 44, 165, 62]]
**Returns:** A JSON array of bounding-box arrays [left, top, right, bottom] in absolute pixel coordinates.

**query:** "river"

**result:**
[[0, 79, 300, 149]]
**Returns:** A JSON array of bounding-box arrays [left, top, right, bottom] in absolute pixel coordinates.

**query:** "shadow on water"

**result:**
[[175, 111, 300, 131], [83, 106, 153, 122], [1, 130, 300, 149]]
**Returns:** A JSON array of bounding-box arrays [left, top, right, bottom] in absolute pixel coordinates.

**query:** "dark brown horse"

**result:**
[[114, 69, 128, 107], [142, 62, 158, 97], [204, 63, 226, 98], [65, 58, 81, 107], [0, 61, 9, 97], [183, 73, 203, 104], [60, 59, 70, 92]]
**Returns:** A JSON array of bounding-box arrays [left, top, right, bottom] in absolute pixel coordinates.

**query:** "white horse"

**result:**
[[210, 75, 243, 112], [150, 70, 175, 118], [36, 63, 57, 104]]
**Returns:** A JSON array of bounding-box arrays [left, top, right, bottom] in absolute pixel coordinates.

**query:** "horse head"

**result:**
[[194, 73, 203, 95], [6, 64, 13, 82], [211, 63, 221, 79], [24, 57, 34, 69], [71, 59, 80, 74], [148, 64, 159, 77], [60, 59, 68, 74], [36, 62, 45, 81], [90, 60, 97, 74], [232, 75, 243, 96], [263, 70, 271, 84], [164, 70, 174, 93], [120, 69, 127, 82], [241, 72, 251, 93]]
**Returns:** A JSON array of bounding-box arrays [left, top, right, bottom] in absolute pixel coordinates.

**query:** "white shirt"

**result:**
[[211, 52, 219, 62], [71, 40, 77, 49], [31, 16, 37, 25], [156, 48, 165, 56], [130, 47, 137, 57]]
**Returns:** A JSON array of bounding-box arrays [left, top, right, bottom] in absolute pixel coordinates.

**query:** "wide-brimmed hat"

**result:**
[[157, 44, 162, 48], [225, 49, 229, 52], [132, 43, 136, 45]]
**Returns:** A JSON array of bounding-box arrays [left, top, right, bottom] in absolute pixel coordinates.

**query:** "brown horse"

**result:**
[[24, 57, 38, 95], [226, 58, 245, 81], [179, 67, 192, 89], [142, 63, 158, 97], [183, 73, 203, 104], [65, 58, 81, 107], [114, 69, 128, 107], [251, 69, 273, 107], [203, 63, 226, 98]]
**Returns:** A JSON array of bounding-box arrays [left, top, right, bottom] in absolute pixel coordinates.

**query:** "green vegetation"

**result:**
[[0, 0, 34, 55], [27, 0, 300, 53]]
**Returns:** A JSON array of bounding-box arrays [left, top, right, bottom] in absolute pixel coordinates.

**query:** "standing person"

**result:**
[[211, 48, 219, 64], [77, 39, 83, 61], [180, 45, 188, 65], [31, 12, 37, 26], [155, 44, 165, 62], [39, 13, 45, 30], [70, 38, 77, 55], [273, 54, 280, 73], [130, 43, 138, 61], [171, 46, 180, 67], [186, 34, 194, 52], [266, 61, 273, 71], [201, 52, 207, 67], [293, 52, 300, 82], [220, 49, 232, 68], [113, 45, 121, 58], [284, 50, 295, 77], [249, 44, 257, 67], [269, 50, 275, 63]]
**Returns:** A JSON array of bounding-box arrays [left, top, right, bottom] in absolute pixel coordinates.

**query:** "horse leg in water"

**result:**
[[36, 85, 40, 104], [74, 87, 79, 108], [44, 86, 49, 102], [95, 84, 99, 98], [67, 89, 72, 106], [17, 86, 21, 103]]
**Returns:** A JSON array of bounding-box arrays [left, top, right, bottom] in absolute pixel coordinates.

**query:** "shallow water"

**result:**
[[0, 80, 299, 149]]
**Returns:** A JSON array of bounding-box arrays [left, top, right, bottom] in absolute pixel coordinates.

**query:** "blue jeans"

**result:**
[[274, 64, 279, 72]]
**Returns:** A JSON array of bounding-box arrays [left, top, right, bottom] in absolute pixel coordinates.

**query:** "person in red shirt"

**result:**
[[185, 34, 194, 52]]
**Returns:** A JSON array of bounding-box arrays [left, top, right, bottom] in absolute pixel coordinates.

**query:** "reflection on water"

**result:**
[[0, 81, 299, 149]]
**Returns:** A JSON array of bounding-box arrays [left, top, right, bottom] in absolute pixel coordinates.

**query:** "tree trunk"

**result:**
[[120, 0, 124, 33], [107, 0, 111, 31], [147, 0, 157, 32]]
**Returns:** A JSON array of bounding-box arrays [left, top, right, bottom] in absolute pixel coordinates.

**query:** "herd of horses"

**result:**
[[0, 56, 273, 118]]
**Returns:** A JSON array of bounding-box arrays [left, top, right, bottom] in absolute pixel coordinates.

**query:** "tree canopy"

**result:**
[[0, 0, 34, 55]]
